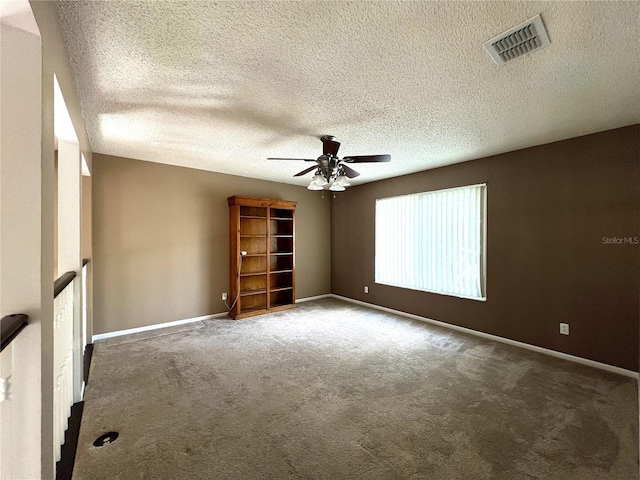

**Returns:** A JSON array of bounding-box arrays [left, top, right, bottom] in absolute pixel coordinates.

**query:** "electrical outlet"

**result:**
[[560, 323, 569, 335], [364, 286, 369, 294], [222, 292, 227, 301]]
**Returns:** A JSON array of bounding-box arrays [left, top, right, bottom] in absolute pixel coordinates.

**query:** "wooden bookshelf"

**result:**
[[228, 196, 296, 319]]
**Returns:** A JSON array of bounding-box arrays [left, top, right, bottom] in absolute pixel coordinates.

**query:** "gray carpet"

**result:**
[[73, 298, 638, 479]]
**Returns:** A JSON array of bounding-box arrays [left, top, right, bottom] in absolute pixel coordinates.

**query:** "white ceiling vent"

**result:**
[[484, 14, 551, 66]]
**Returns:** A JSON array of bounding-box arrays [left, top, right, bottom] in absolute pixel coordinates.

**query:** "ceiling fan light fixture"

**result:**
[[329, 183, 346, 192], [307, 182, 324, 191], [334, 174, 351, 187], [311, 173, 328, 186]]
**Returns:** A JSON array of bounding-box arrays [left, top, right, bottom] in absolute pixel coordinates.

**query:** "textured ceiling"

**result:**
[[56, 1, 640, 186]]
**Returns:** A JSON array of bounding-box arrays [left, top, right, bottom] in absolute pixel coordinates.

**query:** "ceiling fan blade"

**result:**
[[293, 166, 317, 177], [321, 136, 341, 156], [343, 154, 391, 163], [268, 157, 316, 162], [340, 164, 361, 178]]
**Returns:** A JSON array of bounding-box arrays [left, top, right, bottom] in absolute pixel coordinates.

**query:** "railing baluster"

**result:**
[[53, 272, 77, 463]]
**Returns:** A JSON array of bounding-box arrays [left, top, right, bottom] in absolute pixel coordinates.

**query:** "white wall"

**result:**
[[57, 139, 81, 276], [29, 0, 95, 473], [0, 21, 43, 479], [56, 138, 84, 403]]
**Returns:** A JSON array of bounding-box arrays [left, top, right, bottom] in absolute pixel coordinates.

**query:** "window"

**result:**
[[375, 184, 487, 300]]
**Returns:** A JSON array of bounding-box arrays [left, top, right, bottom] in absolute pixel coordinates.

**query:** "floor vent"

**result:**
[[93, 432, 119, 447], [484, 14, 551, 66]]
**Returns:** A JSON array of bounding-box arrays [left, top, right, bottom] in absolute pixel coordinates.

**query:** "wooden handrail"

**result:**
[[54, 272, 77, 299], [1, 314, 28, 352]]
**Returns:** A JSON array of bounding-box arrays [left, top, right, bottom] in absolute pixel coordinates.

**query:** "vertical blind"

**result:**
[[375, 184, 486, 300]]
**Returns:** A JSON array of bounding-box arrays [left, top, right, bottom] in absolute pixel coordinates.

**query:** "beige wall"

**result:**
[[92, 154, 331, 334], [81, 175, 92, 260], [332, 125, 640, 371]]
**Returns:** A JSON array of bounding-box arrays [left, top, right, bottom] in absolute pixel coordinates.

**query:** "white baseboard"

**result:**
[[296, 294, 332, 303], [92, 294, 332, 342], [92, 312, 228, 342], [331, 294, 638, 379], [92, 294, 637, 379]]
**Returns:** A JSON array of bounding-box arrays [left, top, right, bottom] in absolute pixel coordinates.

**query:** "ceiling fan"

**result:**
[[268, 135, 391, 191]]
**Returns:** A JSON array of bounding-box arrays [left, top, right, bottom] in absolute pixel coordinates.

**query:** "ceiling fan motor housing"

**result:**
[[317, 154, 341, 182]]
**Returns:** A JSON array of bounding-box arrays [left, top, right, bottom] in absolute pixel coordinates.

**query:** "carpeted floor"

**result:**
[[73, 298, 638, 479]]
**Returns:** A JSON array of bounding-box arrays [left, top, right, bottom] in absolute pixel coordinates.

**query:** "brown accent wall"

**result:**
[[93, 154, 331, 335], [331, 125, 640, 371]]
